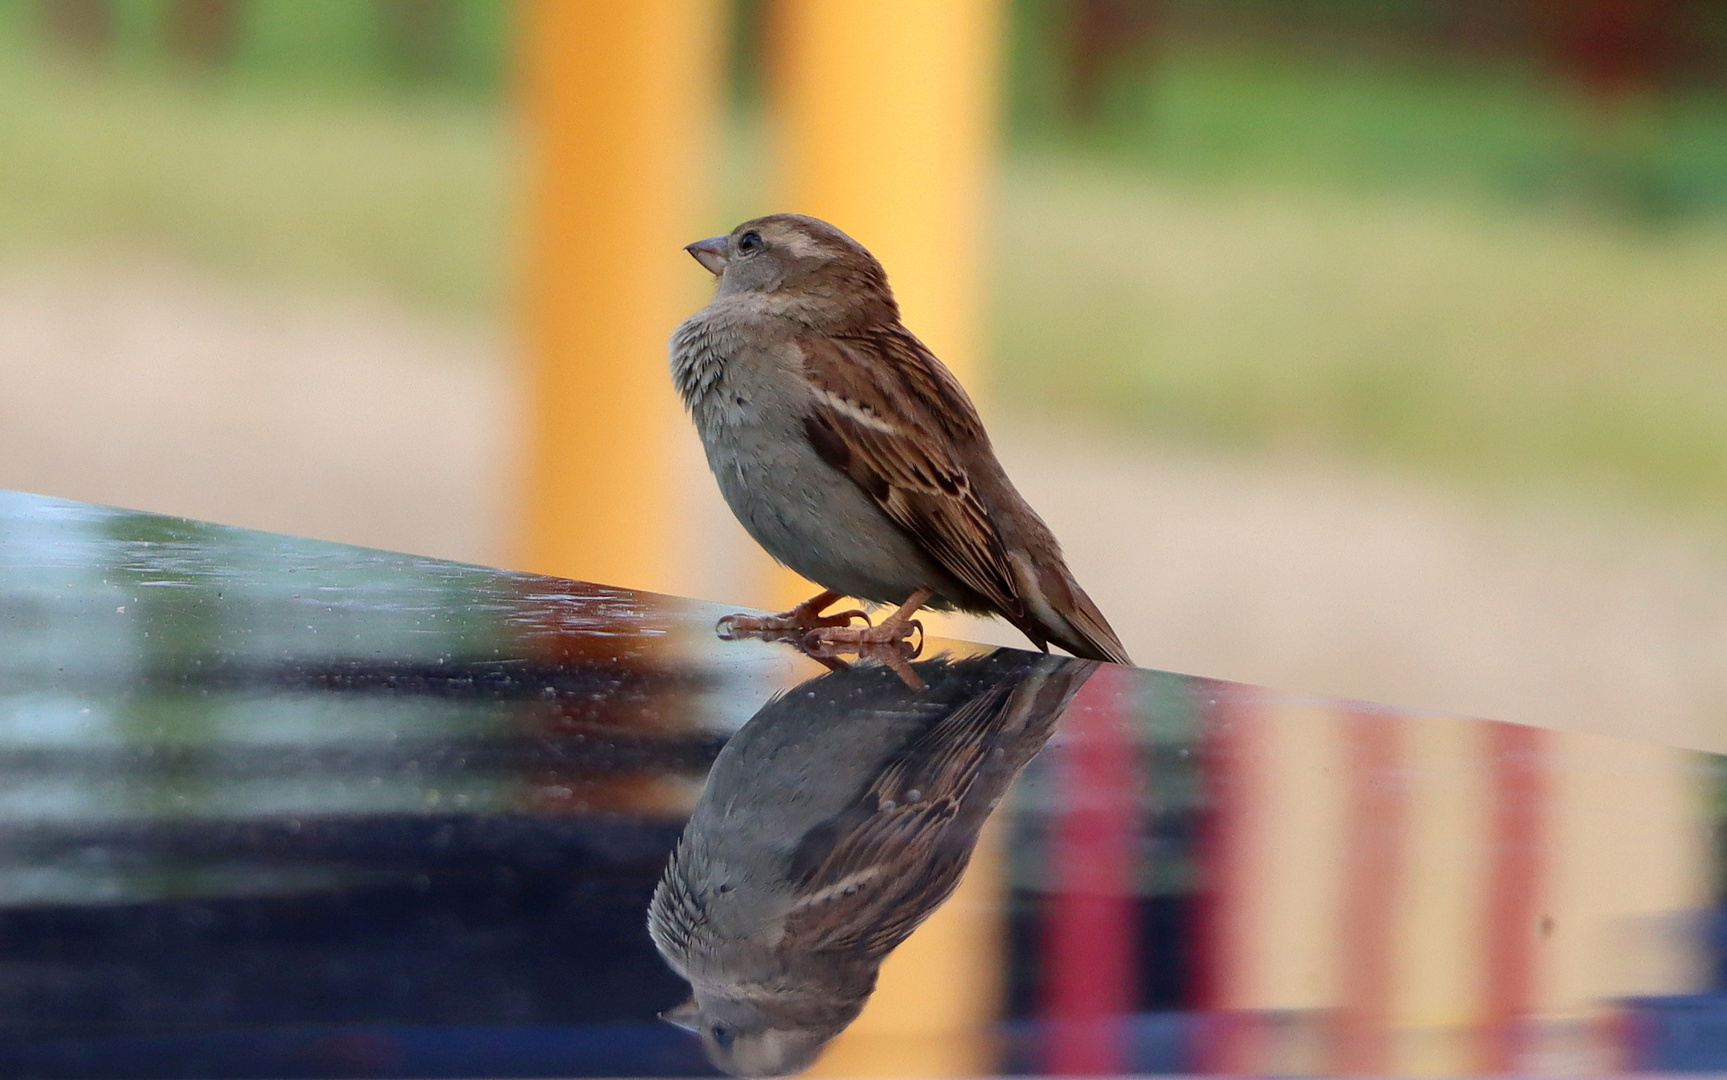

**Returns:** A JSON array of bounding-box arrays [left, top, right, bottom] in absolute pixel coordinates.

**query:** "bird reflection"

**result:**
[[648, 649, 1094, 1077]]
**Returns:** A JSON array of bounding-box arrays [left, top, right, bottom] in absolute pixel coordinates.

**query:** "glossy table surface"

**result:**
[[0, 490, 1721, 1078]]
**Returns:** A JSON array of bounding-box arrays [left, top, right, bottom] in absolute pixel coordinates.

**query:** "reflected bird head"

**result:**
[[664, 993, 845, 1078]]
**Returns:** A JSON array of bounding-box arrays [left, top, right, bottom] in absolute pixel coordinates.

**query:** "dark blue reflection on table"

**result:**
[[0, 492, 1104, 1080], [0, 492, 746, 1079]]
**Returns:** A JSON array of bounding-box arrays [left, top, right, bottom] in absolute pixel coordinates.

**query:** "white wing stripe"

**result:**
[[812, 388, 900, 434]]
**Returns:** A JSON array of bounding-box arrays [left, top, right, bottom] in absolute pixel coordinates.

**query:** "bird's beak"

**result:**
[[685, 235, 729, 275], [659, 997, 701, 1034]]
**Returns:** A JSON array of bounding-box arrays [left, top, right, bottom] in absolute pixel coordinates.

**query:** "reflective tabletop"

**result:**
[[0, 490, 1721, 1078]]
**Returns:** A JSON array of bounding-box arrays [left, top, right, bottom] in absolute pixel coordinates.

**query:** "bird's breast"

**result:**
[[670, 312, 956, 603], [673, 313, 809, 424]]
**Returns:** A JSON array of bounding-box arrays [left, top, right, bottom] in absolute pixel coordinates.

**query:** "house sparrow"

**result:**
[[647, 650, 1094, 1077], [671, 214, 1132, 666]]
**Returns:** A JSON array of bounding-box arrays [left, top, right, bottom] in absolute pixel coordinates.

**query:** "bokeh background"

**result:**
[[3, 0, 1727, 746]]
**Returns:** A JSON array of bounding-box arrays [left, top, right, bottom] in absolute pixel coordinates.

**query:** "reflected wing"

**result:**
[[779, 652, 1093, 959], [779, 679, 1015, 958]]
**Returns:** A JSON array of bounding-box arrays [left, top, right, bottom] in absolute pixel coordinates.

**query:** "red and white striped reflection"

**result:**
[[1035, 680, 1714, 1076], [1040, 665, 1141, 1074]]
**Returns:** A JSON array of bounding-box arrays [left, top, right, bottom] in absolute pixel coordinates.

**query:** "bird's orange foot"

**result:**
[[799, 598, 929, 689], [799, 618, 923, 656], [801, 626, 925, 690], [715, 590, 870, 641]]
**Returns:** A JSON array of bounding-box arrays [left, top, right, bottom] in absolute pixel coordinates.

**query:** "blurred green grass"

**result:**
[[0, 31, 510, 313], [1, 25, 1725, 525], [991, 159, 1727, 520], [1009, 30, 1727, 222]]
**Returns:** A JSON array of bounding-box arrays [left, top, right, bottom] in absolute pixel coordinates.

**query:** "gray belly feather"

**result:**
[[706, 420, 940, 603]]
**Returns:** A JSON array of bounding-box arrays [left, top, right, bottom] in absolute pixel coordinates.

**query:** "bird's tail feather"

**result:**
[[1042, 595, 1132, 665], [1008, 556, 1133, 666]]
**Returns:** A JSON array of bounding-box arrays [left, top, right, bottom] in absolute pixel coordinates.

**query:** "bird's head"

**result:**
[[684, 214, 896, 326], [660, 993, 841, 1078]]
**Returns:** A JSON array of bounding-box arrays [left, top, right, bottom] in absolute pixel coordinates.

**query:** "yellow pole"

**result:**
[[774, 0, 998, 379], [765, 0, 1003, 611], [773, 5, 1006, 1075], [517, 0, 725, 591]]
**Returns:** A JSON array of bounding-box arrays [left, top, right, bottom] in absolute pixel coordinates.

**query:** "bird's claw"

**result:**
[[798, 619, 926, 689], [816, 608, 873, 629], [715, 607, 872, 641], [715, 589, 930, 689], [798, 618, 922, 654]]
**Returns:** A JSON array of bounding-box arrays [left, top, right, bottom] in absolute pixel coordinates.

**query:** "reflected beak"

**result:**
[[685, 235, 729, 275], [659, 997, 701, 1034]]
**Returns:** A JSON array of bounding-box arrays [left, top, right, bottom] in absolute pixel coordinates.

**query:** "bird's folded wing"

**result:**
[[797, 329, 1023, 619]]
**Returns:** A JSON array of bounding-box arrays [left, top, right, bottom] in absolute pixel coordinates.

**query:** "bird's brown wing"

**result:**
[[797, 328, 1025, 620], [779, 678, 1018, 958]]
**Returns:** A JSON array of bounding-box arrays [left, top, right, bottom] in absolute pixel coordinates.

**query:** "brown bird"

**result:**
[[649, 649, 1094, 1076], [670, 214, 1130, 666]]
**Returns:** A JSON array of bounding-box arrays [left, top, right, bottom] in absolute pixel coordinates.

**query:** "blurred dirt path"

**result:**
[[964, 427, 1727, 752], [0, 255, 511, 564], [3, 257, 1724, 751]]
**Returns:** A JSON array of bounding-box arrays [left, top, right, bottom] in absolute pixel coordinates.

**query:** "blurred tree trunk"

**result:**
[[1066, 0, 1160, 123], [166, 0, 240, 68], [1539, 0, 1688, 99], [40, 0, 112, 58], [380, 0, 457, 81]]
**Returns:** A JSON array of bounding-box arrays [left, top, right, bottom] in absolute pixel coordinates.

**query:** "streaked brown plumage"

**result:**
[[648, 650, 1094, 1076], [672, 213, 1130, 665]]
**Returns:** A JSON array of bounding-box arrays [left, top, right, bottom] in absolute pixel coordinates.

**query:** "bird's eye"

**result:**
[[737, 231, 764, 255], [711, 1025, 736, 1048]]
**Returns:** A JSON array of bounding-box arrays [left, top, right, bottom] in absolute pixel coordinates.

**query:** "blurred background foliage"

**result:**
[[2, 0, 1725, 525], [0, 0, 511, 310]]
